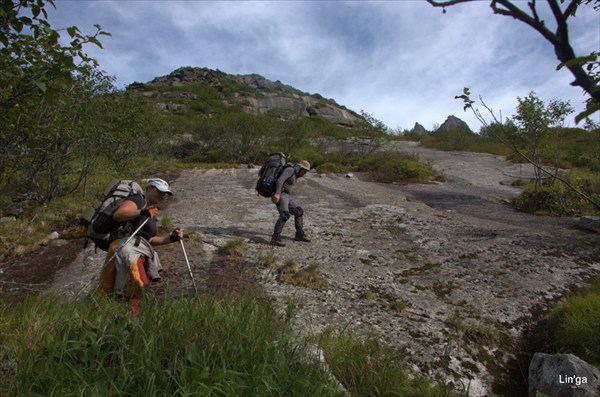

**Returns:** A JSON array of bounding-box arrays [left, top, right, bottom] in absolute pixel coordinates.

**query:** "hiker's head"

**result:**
[[295, 160, 310, 177], [145, 178, 172, 204]]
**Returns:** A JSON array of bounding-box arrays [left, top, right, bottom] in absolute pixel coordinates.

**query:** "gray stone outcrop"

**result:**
[[529, 353, 600, 397]]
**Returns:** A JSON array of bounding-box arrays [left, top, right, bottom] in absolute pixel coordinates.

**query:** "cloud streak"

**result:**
[[49, 0, 599, 131]]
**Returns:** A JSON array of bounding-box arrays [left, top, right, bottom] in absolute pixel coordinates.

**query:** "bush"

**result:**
[[514, 171, 600, 216], [355, 152, 434, 183], [316, 162, 351, 174], [288, 145, 326, 169]]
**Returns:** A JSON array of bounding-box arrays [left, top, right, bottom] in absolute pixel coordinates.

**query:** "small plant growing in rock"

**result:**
[[389, 300, 408, 314], [257, 251, 277, 271], [445, 312, 465, 332], [277, 260, 324, 289], [159, 215, 173, 231], [464, 325, 501, 347], [218, 239, 247, 258], [359, 288, 373, 300]]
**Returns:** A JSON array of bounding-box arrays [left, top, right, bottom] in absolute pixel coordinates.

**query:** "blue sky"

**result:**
[[47, 1, 599, 132]]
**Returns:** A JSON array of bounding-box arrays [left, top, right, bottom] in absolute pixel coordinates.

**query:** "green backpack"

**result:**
[[80, 179, 144, 251], [256, 152, 289, 197]]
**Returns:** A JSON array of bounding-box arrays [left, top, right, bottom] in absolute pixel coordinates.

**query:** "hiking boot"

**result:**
[[270, 236, 286, 247], [294, 233, 311, 243]]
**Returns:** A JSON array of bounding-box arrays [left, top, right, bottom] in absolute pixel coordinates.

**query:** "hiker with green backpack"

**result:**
[[270, 159, 312, 246], [96, 178, 183, 310], [256, 153, 312, 246]]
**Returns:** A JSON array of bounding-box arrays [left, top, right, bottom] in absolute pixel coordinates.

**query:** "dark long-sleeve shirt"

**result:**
[[275, 166, 297, 195]]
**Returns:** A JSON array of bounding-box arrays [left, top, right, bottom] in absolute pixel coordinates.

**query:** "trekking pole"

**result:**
[[105, 217, 151, 265], [179, 239, 198, 293]]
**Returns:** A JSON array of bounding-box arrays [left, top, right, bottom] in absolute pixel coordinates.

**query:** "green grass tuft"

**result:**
[[218, 239, 247, 258]]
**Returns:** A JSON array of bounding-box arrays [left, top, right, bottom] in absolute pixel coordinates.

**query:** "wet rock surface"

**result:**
[[2, 143, 599, 396]]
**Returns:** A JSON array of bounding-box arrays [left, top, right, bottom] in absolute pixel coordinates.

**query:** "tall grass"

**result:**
[[0, 293, 343, 397], [0, 292, 474, 397], [319, 329, 468, 397], [547, 276, 600, 367]]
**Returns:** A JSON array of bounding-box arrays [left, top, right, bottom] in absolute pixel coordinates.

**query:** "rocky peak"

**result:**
[[437, 115, 471, 132], [411, 122, 429, 135]]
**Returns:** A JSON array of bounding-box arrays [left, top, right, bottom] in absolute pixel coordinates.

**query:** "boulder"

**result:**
[[529, 353, 600, 397], [577, 216, 600, 233], [3, 208, 24, 218]]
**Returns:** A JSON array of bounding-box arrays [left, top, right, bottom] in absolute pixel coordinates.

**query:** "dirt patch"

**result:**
[[0, 239, 84, 300]]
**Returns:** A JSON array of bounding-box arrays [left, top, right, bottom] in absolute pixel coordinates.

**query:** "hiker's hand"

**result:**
[[271, 193, 280, 204], [169, 228, 183, 243], [141, 206, 158, 219]]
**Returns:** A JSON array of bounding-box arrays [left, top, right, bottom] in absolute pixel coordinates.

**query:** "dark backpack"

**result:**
[[256, 152, 289, 198], [80, 179, 144, 251]]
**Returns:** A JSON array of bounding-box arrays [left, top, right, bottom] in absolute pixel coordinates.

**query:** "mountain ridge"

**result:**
[[127, 66, 361, 126]]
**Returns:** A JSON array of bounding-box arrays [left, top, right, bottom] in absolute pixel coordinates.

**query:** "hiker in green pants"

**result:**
[[270, 160, 311, 246]]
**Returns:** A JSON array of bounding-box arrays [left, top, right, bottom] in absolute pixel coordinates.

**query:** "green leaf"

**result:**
[[35, 81, 47, 93], [89, 37, 103, 48], [32, 5, 41, 18], [67, 27, 77, 38], [13, 20, 23, 33], [575, 103, 600, 124], [556, 54, 597, 70]]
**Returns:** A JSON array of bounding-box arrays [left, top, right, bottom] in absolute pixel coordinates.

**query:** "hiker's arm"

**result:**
[[148, 235, 171, 246], [113, 200, 152, 222], [149, 228, 183, 246], [275, 167, 294, 194]]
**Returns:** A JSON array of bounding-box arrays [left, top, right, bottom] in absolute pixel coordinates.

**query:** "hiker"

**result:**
[[98, 178, 183, 306], [270, 160, 311, 246]]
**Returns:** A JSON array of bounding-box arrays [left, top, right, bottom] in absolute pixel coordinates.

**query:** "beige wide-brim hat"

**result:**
[[297, 160, 311, 171]]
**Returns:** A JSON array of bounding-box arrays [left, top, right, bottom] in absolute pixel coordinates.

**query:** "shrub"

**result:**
[[355, 152, 434, 183], [514, 171, 600, 216], [288, 145, 326, 169], [316, 162, 351, 174]]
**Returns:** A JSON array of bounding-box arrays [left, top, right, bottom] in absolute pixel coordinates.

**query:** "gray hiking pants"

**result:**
[[274, 193, 304, 236]]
